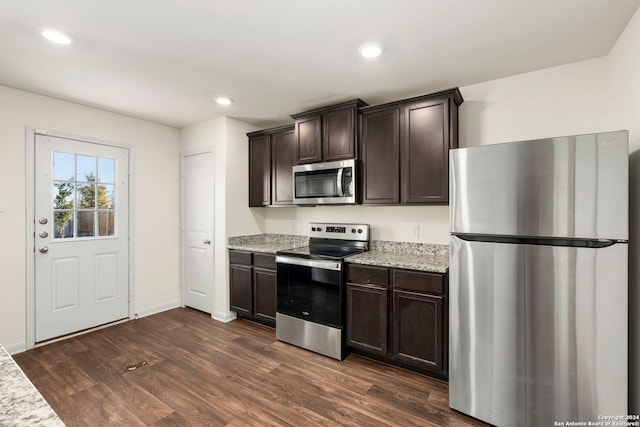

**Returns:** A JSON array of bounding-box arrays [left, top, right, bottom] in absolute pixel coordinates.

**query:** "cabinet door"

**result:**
[[294, 114, 322, 164], [346, 283, 388, 355], [392, 290, 443, 373], [401, 99, 449, 204], [361, 108, 400, 204], [229, 264, 252, 315], [253, 267, 276, 324], [248, 135, 271, 207], [271, 127, 295, 205], [323, 106, 356, 161]]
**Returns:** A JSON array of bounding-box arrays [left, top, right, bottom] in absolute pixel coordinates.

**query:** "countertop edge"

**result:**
[[345, 256, 449, 274]]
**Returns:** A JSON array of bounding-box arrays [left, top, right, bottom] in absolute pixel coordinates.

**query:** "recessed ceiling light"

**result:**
[[41, 28, 72, 45], [215, 96, 233, 106], [358, 42, 383, 59]]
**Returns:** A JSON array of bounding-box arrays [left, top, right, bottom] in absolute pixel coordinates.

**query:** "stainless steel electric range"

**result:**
[[275, 222, 370, 360]]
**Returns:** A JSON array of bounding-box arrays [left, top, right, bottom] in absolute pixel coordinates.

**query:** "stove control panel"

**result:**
[[309, 222, 369, 242]]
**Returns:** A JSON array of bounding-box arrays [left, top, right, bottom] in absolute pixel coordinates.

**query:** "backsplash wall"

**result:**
[[261, 205, 450, 244]]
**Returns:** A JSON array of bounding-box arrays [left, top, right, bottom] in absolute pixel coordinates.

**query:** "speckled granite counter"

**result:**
[[0, 345, 64, 426], [346, 241, 449, 273], [228, 233, 308, 254]]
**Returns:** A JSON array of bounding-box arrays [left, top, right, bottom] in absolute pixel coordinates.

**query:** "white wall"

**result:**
[[180, 117, 261, 321], [459, 56, 614, 147], [263, 205, 449, 243], [609, 6, 640, 414], [0, 85, 181, 352]]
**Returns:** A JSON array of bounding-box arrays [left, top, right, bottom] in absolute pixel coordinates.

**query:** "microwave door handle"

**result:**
[[336, 168, 344, 196]]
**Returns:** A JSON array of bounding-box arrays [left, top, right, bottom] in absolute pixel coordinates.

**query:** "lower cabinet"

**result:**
[[346, 283, 388, 355], [392, 290, 443, 373], [229, 250, 276, 327], [253, 267, 276, 323], [346, 263, 448, 379]]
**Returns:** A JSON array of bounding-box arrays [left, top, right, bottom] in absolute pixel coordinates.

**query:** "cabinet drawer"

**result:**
[[393, 270, 443, 295], [346, 264, 389, 287], [253, 253, 276, 269], [229, 250, 252, 266]]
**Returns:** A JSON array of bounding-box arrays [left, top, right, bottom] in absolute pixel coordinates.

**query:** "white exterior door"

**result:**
[[182, 152, 214, 313], [34, 134, 129, 342]]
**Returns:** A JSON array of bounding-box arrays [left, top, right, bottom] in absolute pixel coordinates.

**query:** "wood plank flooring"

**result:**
[[13, 308, 487, 426]]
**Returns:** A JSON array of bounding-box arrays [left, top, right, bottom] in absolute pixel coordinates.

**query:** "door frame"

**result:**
[[180, 148, 215, 311], [25, 127, 135, 349]]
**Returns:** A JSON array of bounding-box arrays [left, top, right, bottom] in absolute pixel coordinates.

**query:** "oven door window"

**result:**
[[277, 263, 342, 328]]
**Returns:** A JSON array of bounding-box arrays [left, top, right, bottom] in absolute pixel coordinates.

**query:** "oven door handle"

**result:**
[[276, 256, 342, 271]]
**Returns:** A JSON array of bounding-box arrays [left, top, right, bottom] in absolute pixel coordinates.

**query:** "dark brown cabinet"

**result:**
[[393, 291, 443, 372], [345, 263, 448, 379], [247, 124, 295, 207], [248, 134, 270, 207], [230, 263, 252, 315], [360, 108, 400, 204], [270, 126, 295, 205], [346, 264, 390, 355], [229, 250, 277, 327], [253, 267, 276, 323], [360, 88, 463, 205], [291, 99, 367, 165]]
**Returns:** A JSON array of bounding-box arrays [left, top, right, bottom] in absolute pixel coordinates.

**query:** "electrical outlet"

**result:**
[[409, 224, 420, 238], [289, 221, 297, 234]]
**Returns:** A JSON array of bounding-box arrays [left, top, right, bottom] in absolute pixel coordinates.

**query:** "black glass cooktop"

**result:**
[[277, 245, 365, 260]]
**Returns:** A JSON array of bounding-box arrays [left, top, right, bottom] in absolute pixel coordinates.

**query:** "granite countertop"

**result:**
[[346, 241, 449, 273], [0, 345, 64, 426], [228, 233, 308, 254]]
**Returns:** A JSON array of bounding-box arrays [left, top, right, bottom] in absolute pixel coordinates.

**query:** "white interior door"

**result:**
[[182, 151, 214, 313], [34, 134, 129, 342]]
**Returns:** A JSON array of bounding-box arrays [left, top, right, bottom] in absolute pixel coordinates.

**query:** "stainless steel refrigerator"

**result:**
[[449, 131, 628, 426]]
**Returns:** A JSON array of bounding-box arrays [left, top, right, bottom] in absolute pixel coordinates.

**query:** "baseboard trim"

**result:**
[[4, 342, 27, 355], [212, 310, 237, 323], [135, 301, 181, 319]]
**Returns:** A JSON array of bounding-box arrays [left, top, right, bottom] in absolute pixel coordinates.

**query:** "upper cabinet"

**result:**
[[248, 132, 271, 207], [291, 99, 368, 165], [248, 88, 462, 207], [271, 126, 295, 205], [360, 88, 463, 205], [247, 124, 295, 207]]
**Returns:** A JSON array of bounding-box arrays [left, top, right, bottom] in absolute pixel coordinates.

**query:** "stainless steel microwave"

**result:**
[[292, 159, 356, 205]]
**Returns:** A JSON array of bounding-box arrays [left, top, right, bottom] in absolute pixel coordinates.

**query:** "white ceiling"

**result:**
[[1, 0, 638, 129]]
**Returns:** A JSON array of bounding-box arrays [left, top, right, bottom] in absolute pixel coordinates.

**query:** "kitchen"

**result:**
[[1, 1, 640, 426]]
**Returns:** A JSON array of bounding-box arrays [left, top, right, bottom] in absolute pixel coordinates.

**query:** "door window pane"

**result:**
[[77, 183, 96, 208], [98, 211, 115, 236], [53, 152, 74, 181], [76, 211, 95, 237], [98, 158, 115, 183], [53, 152, 117, 240], [54, 210, 74, 238], [53, 182, 75, 209], [97, 184, 115, 209], [77, 155, 96, 182]]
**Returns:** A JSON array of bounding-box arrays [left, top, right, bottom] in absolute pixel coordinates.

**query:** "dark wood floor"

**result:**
[[14, 308, 486, 426]]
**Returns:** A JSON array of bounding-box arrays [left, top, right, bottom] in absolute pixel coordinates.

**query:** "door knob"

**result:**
[[39, 231, 49, 238], [39, 246, 49, 254], [203, 239, 211, 245], [39, 217, 48, 225]]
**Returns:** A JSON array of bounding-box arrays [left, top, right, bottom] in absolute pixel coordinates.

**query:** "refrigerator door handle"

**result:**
[[452, 233, 620, 248]]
